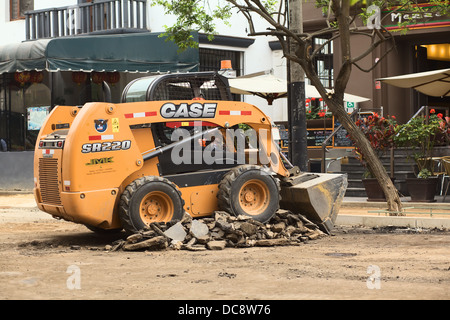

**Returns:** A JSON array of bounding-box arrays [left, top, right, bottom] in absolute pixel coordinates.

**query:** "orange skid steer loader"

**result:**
[[33, 72, 347, 234]]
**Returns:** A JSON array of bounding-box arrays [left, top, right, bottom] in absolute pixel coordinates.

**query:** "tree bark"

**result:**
[[328, 99, 403, 215], [303, 59, 402, 213], [299, 0, 404, 215]]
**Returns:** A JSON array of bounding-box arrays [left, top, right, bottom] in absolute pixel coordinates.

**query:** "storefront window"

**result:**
[[0, 72, 50, 151], [9, 84, 26, 150], [200, 48, 242, 76], [25, 83, 51, 150]]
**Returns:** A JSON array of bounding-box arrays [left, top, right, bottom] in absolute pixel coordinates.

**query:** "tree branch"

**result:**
[[333, 0, 352, 98], [353, 41, 396, 73]]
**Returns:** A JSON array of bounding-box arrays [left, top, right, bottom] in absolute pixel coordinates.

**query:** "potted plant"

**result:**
[[306, 98, 333, 128], [354, 113, 398, 201], [394, 109, 450, 202]]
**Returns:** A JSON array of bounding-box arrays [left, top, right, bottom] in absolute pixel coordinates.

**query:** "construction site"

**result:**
[[0, 190, 449, 300], [0, 1, 449, 302]]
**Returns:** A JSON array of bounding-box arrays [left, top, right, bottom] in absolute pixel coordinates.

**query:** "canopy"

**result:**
[[306, 85, 370, 103], [377, 68, 450, 97], [229, 73, 370, 104], [0, 32, 199, 74], [229, 74, 287, 105]]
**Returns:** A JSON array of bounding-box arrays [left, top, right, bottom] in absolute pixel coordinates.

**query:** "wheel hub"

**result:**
[[139, 191, 173, 223], [239, 179, 269, 215], [146, 200, 160, 215], [243, 189, 256, 203]]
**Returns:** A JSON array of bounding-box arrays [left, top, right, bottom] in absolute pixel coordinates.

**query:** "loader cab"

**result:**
[[151, 121, 251, 176], [122, 72, 237, 175], [121, 72, 232, 102]]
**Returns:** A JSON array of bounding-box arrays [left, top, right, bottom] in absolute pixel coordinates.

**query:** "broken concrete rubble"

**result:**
[[108, 209, 327, 252]]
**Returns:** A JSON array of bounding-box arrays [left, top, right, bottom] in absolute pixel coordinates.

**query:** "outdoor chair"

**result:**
[[441, 156, 450, 202]]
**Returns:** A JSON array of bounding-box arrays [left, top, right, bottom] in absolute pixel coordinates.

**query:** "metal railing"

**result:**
[[321, 109, 359, 173], [25, 0, 148, 41], [320, 106, 431, 174]]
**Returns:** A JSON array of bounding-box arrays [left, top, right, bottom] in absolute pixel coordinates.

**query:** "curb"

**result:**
[[336, 214, 450, 229], [339, 197, 450, 229]]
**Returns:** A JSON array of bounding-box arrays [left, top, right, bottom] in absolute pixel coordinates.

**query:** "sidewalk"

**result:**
[[1, 191, 449, 229], [340, 196, 450, 229], [0, 192, 37, 209]]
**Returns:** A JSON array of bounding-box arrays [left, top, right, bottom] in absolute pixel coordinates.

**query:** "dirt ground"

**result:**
[[0, 206, 449, 301]]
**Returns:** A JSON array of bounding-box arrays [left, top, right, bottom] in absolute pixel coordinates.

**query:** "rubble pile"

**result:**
[[107, 210, 327, 252]]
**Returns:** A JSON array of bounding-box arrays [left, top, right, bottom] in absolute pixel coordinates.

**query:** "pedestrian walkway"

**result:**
[[339, 196, 450, 229], [1, 191, 449, 229], [0, 192, 36, 209]]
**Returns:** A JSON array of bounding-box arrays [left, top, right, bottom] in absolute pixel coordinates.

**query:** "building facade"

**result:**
[[0, 0, 287, 189], [302, 1, 450, 124], [1, 0, 448, 190]]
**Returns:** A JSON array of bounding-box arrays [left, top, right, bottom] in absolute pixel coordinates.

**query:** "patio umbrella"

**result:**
[[229, 74, 370, 104], [305, 85, 370, 103], [377, 68, 450, 97], [228, 74, 287, 105]]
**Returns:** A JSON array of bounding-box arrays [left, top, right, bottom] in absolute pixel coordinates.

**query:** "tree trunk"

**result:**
[[299, 0, 403, 215], [297, 52, 403, 214], [329, 99, 403, 215]]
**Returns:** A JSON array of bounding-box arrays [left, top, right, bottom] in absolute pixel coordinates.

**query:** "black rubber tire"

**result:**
[[217, 165, 280, 223], [119, 176, 185, 233]]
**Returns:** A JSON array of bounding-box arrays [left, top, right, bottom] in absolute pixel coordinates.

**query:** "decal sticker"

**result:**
[[94, 119, 108, 133], [55, 123, 70, 129], [124, 111, 157, 119], [160, 102, 217, 118], [165, 121, 217, 128], [86, 157, 114, 166], [42, 149, 54, 158], [81, 140, 131, 153], [112, 118, 120, 133], [64, 180, 71, 191], [89, 134, 114, 141], [219, 110, 252, 116]]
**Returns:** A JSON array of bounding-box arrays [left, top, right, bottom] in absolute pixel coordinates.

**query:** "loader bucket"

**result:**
[[279, 173, 348, 234]]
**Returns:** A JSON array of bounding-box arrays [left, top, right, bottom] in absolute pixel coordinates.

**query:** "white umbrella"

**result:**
[[228, 74, 287, 105], [377, 68, 450, 97], [305, 85, 370, 103], [229, 74, 370, 104]]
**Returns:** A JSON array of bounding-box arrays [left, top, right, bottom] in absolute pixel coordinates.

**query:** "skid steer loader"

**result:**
[[33, 72, 347, 234]]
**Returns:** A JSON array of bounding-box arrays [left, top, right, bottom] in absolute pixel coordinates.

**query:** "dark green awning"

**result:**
[[0, 32, 199, 74]]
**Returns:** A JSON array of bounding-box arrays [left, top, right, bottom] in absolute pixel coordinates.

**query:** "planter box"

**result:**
[[307, 119, 333, 128], [406, 177, 439, 202], [362, 178, 396, 202]]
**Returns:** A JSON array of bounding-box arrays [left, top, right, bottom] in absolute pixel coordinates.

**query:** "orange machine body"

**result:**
[[33, 100, 290, 230]]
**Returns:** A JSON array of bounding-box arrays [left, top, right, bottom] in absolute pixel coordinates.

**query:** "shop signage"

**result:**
[[383, 3, 450, 30]]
